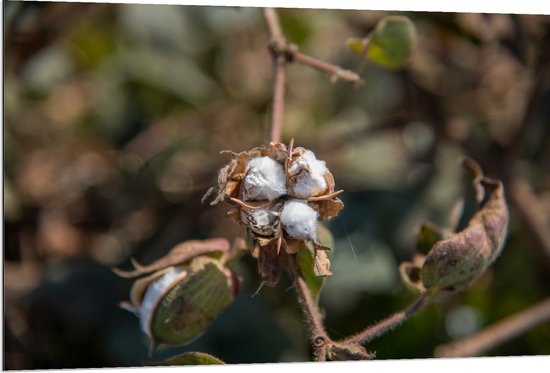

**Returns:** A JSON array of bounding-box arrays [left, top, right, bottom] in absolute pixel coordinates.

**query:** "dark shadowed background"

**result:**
[[4, 2, 550, 369]]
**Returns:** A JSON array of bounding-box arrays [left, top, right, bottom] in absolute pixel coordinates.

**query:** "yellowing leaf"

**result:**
[[347, 16, 416, 70]]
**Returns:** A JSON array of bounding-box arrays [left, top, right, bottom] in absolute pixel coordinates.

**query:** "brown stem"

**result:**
[[263, 8, 286, 144], [434, 297, 550, 357], [288, 256, 332, 360], [263, 7, 285, 45], [270, 55, 286, 143], [294, 52, 363, 85], [339, 292, 431, 345]]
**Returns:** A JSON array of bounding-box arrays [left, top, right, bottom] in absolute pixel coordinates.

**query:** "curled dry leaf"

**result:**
[[398, 254, 425, 294], [113, 238, 231, 278], [400, 159, 509, 294]]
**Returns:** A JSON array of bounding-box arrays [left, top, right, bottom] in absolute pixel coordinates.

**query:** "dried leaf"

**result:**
[[313, 250, 332, 277], [256, 239, 288, 287], [399, 257, 425, 294], [113, 238, 230, 278], [310, 198, 344, 221]]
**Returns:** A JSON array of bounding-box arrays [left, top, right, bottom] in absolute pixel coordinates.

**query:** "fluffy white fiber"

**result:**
[[251, 208, 278, 227], [139, 267, 186, 336], [242, 207, 280, 234], [289, 150, 328, 198], [243, 156, 287, 201], [281, 199, 319, 241]]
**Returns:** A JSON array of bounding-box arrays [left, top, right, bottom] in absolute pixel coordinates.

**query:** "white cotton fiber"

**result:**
[[139, 267, 186, 336], [242, 207, 280, 235], [281, 199, 319, 241], [289, 150, 328, 198], [251, 208, 278, 227], [243, 156, 287, 201]]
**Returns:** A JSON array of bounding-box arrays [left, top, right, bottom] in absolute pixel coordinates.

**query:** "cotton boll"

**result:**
[[242, 207, 280, 236], [281, 199, 319, 241], [252, 208, 279, 227], [139, 267, 186, 336], [243, 156, 287, 201], [289, 150, 328, 198]]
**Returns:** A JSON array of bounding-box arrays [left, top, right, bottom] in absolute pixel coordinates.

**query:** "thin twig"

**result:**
[[263, 8, 287, 144], [339, 292, 431, 345], [270, 55, 286, 143], [263, 7, 285, 45], [294, 52, 363, 86], [434, 297, 550, 357]]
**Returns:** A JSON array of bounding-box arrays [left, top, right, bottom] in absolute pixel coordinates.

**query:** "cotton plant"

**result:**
[[114, 9, 511, 365]]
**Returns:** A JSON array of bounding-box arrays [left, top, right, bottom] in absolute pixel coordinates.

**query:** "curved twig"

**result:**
[[434, 297, 550, 358], [339, 292, 431, 345]]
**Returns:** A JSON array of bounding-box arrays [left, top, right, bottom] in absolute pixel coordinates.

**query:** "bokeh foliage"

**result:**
[[4, 2, 550, 369]]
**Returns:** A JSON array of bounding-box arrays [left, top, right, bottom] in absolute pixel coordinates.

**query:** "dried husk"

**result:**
[[254, 238, 289, 287]]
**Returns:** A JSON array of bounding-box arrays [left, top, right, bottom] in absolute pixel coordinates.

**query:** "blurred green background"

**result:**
[[4, 2, 550, 369]]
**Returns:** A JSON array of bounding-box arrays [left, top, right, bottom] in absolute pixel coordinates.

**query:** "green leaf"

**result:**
[[159, 351, 225, 365], [297, 243, 324, 302], [317, 223, 335, 249], [416, 222, 446, 255], [348, 16, 416, 69], [345, 37, 369, 56], [296, 224, 335, 303]]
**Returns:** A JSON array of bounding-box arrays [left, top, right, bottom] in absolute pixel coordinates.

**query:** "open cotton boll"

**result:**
[[139, 267, 186, 336], [289, 150, 328, 198], [252, 208, 279, 227], [242, 207, 280, 235], [281, 199, 319, 241], [243, 156, 287, 201]]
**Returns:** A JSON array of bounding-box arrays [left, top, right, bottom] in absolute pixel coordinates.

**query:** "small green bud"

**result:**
[[148, 257, 238, 350]]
